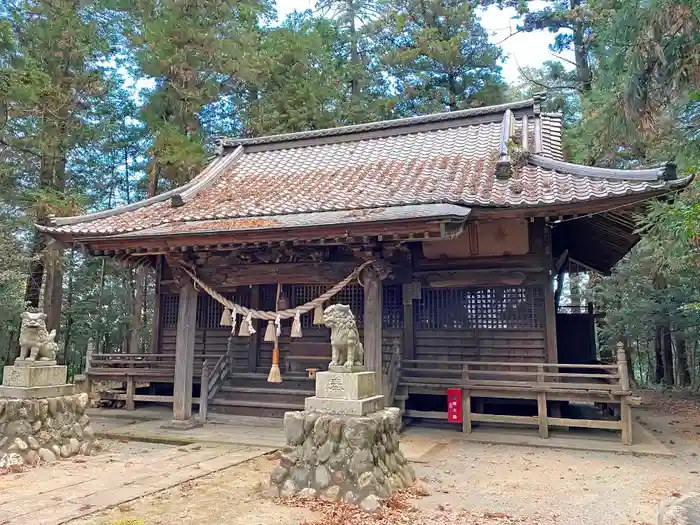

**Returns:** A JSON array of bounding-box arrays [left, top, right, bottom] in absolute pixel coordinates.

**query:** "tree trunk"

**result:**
[[676, 336, 691, 387], [349, 1, 361, 106], [570, 0, 592, 92], [62, 248, 75, 368], [24, 232, 45, 308], [662, 326, 674, 386], [43, 248, 63, 335], [654, 327, 664, 383], [130, 268, 145, 353]]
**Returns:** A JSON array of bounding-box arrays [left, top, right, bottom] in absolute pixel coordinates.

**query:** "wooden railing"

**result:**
[[400, 342, 637, 445], [198, 335, 236, 422]]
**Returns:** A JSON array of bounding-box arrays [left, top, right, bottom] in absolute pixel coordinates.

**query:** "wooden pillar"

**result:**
[[402, 283, 415, 361], [248, 285, 260, 372], [364, 268, 384, 398], [126, 375, 135, 411], [170, 281, 198, 427], [150, 255, 163, 354]]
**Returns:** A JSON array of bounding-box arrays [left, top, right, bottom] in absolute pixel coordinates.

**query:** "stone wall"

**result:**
[[0, 393, 96, 465], [265, 407, 415, 512]]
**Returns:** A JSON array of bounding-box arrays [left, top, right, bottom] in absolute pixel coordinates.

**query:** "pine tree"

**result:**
[[373, 0, 505, 115], [0, 0, 119, 327], [124, 0, 275, 191]]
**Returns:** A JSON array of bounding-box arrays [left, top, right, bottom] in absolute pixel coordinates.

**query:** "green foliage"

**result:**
[[373, 0, 505, 114], [123, 0, 275, 186]]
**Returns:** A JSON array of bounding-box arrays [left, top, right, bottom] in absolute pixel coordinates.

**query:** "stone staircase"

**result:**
[[208, 372, 315, 418], [208, 371, 407, 419]]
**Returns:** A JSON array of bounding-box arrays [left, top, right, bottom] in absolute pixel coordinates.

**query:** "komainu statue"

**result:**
[[658, 493, 700, 525], [322, 304, 364, 370], [18, 312, 58, 362]]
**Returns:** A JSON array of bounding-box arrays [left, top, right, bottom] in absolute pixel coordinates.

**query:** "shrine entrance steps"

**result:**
[[208, 372, 314, 418]]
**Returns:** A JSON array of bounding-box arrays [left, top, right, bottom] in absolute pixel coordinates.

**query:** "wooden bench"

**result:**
[[285, 342, 331, 373]]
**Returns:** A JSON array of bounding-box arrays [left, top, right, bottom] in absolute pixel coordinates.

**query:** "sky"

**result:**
[[274, 0, 573, 84]]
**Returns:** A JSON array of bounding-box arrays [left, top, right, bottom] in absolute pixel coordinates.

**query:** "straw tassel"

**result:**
[[264, 320, 276, 342], [220, 307, 233, 327], [291, 310, 302, 338], [230, 311, 237, 335], [313, 303, 324, 325], [267, 284, 283, 384], [239, 312, 255, 337]]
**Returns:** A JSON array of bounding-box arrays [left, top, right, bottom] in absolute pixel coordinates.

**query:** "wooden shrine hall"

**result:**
[[40, 95, 691, 443]]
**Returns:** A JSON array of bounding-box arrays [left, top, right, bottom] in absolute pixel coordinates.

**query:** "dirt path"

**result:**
[[2, 391, 698, 525], [0, 441, 273, 525]]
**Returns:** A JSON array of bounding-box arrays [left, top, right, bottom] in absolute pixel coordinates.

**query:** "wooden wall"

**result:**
[[157, 280, 549, 371]]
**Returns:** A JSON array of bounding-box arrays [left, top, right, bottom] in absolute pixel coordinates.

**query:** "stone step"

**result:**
[[226, 373, 314, 390], [219, 386, 314, 396], [208, 397, 303, 418], [210, 398, 303, 410]]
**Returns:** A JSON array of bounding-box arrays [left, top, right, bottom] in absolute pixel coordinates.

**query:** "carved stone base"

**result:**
[[0, 384, 75, 399], [3, 365, 67, 388], [315, 371, 376, 400], [304, 395, 385, 416]]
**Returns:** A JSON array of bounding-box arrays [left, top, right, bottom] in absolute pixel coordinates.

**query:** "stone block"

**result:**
[[13, 360, 58, 368], [328, 365, 366, 373], [316, 371, 377, 400], [2, 365, 67, 388], [0, 384, 75, 399], [305, 394, 385, 416]]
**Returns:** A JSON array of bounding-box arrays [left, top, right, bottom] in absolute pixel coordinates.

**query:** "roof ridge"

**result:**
[[529, 154, 676, 181], [217, 98, 535, 149]]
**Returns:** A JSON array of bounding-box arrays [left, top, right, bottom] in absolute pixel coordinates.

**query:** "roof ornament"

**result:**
[[495, 109, 516, 180], [170, 194, 185, 208]]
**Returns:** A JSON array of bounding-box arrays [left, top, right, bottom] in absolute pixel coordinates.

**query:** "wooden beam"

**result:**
[[363, 267, 385, 399], [171, 281, 198, 425]]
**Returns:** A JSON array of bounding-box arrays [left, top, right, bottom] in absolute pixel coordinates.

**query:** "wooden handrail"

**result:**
[[199, 359, 209, 423], [208, 353, 228, 400], [402, 359, 618, 370]]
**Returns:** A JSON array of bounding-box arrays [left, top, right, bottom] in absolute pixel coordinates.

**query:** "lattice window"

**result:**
[[160, 295, 179, 329], [383, 284, 404, 328], [196, 289, 251, 329], [415, 286, 544, 330], [280, 283, 404, 329]]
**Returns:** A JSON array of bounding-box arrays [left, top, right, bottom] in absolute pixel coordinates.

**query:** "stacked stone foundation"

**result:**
[[0, 393, 96, 464], [266, 407, 415, 510]]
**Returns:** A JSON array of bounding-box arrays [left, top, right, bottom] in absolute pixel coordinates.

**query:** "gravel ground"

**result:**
[[6, 391, 699, 525]]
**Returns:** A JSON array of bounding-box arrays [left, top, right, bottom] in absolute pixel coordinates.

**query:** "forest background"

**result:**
[[0, 0, 699, 387]]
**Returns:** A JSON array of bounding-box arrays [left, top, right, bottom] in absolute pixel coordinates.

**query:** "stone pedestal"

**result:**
[[0, 362, 95, 464], [304, 371, 385, 416], [266, 370, 414, 511]]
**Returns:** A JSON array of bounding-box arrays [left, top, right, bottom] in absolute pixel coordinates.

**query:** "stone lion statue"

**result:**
[[18, 312, 57, 362], [322, 304, 364, 370], [658, 493, 700, 525]]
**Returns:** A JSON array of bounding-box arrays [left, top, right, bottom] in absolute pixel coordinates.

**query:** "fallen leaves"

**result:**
[[282, 490, 543, 525]]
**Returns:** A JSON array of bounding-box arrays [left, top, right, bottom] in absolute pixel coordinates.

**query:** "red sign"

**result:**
[[447, 388, 462, 423]]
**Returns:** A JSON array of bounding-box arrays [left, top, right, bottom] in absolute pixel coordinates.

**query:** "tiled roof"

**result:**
[[107, 204, 472, 238], [43, 97, 687, 238]]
